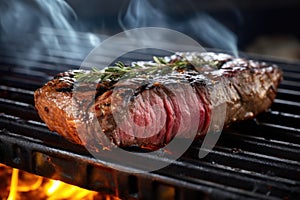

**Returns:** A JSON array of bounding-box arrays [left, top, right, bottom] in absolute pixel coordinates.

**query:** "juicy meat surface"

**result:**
[[34, 52, 283, 149]]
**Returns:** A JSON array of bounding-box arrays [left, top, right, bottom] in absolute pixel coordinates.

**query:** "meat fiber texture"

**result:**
[[34, 52, 283, 150]]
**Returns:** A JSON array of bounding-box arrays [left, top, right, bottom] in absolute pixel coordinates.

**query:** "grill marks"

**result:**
[[33, 52, 283, 150]]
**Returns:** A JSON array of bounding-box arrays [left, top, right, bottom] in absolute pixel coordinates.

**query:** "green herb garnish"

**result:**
[[74, 54, 220, 83], [74, 62, 134, 83]]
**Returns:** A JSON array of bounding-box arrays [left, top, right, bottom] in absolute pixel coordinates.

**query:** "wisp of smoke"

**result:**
[[119, 0, 238, 57], [0, 0, 100, 62]]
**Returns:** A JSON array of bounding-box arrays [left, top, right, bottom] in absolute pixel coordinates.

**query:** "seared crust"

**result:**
[[34, 74, 81, 144], [34, 52, 283, 149]]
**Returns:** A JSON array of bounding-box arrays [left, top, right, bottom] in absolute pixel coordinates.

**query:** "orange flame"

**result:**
[[7, 169, 19, 200], [6, 167, 98, 200], [45, 180, 97, 200]]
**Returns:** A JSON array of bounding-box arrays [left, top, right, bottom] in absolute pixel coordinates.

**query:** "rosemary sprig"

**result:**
[[74, 62, 134, 83], [73, 55, 220, 83]]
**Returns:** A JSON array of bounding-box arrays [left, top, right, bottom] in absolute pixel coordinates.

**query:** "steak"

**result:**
[[34, 52, 283, 150]]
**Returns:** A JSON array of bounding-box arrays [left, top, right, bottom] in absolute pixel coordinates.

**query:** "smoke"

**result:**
[[0, 0, 100, 62], [119, 0, 238, 57], [187, 13, 238, 57], [119, 0, 167, 29]]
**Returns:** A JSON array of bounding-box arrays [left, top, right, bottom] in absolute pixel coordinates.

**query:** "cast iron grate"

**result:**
[[0, 33, 300, 200]]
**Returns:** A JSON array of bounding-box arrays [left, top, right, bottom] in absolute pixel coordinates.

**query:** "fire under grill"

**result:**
[[0, 32, 300, 200]]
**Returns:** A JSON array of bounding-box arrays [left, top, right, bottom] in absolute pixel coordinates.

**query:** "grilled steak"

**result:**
[[34, 52, 283, 150]]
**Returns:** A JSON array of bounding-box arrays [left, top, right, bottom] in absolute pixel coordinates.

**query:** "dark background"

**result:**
[[1, 0, 300, 60], [65, 0, 300, 59]]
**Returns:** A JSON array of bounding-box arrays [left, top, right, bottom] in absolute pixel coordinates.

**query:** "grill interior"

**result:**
[[0, 31, 300, 200]]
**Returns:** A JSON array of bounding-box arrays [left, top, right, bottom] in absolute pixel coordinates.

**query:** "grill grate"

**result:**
[[0, 33, 300, 200]]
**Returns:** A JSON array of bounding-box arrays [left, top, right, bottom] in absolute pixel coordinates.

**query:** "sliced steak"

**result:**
[[34, 52, 283, 150]]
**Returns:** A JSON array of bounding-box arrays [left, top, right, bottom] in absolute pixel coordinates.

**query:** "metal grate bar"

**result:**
[[1, 43, 300, 199]]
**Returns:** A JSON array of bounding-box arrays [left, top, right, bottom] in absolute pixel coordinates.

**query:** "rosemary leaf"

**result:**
[[73, 56, 193, 83]]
